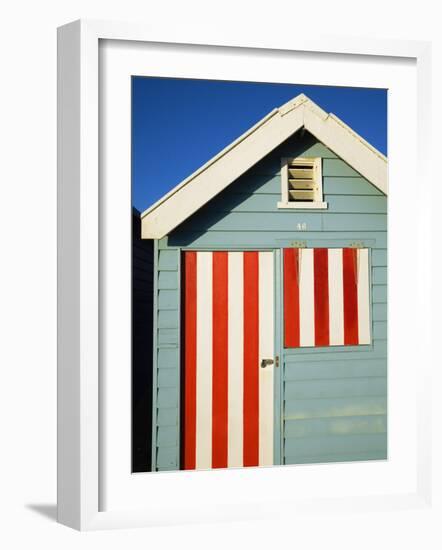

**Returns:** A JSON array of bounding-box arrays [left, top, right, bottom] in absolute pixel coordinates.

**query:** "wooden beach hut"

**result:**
[[140, 94, 388, 472]]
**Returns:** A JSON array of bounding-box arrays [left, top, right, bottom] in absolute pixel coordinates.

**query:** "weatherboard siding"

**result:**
[[151, 131, 387, 470], [153, 246, 181, 470]]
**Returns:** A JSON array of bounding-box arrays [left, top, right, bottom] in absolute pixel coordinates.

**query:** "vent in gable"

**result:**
[[278, 157, 328, 210], [288, 160, 317, 202]]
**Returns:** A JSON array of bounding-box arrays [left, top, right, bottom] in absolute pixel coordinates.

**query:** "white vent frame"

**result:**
[[278, 156, 328, 209]]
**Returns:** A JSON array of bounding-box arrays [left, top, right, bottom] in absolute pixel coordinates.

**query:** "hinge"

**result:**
[[291, 241, 307, 248], [349, 241, 364, 248]]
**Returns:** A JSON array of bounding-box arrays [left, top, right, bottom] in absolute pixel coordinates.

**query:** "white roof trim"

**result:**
[[141, 93, 387, 239]]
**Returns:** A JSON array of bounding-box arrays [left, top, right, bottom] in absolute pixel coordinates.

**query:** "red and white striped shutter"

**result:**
[[284, 248, 371, 348], [182, 251, 274, 470]]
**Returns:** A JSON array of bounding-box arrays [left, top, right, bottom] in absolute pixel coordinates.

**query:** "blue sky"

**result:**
[[132, 78, 387, 212]]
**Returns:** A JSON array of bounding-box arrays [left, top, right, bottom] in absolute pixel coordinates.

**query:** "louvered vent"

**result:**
[[278, 156, 326, 209], [288, 159, 317, 202]]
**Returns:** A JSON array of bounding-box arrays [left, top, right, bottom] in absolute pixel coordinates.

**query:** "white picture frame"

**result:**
[[57, 19, 433, 531]]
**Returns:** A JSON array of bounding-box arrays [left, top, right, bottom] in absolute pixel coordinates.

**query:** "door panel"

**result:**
[[182, 251, 275, 470], [283, 248, 371, 348]]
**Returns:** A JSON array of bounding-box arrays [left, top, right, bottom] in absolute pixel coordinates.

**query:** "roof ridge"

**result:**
[[140, 93, 388, 238]]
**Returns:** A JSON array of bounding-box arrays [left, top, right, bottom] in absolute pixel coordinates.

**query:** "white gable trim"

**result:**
[[141, 94, 387, 239]]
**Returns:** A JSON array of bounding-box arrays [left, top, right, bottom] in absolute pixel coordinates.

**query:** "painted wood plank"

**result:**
[[372, 285, 387, 303], [285, 414, 387, 438], [323, 214, 387, 231], [156, 407, 178, 427], [284, 395, 387, 419], [158, 271, 178, 289], [328, 248, 344, 345], [322, 159, 361, 178], [182, 251, 197, 471], [168, 231, 388, 249], [180, 212, 323, 232], [209, 193, 387, 214], [209, 193, 279, 213], [314, 248, 330, 346], [282, 238, 378, 249], [285, 449, 386, 464], [258, 251, 274, 466], [284, 358, 387, 381], [227, 252, 244, 468], [284, 433, 387, 457], [157, 369, 179, 388], [343, 248, 359, 345], [157, 387, 179, 408], [284, 339, 387, 360], [292, 143, 338, 159], [326, 195, 387, 214], [233, 175, 281, 194], [211, 252, 229, 469], [373, 267, 387, 284], [157, 348, 179, 368], [323, 177, 382, 196], [271, 134, 338, 160], [373, 303, 387, 321], [156, 446, 178, 468], [195, 252, 213, 470], [157, 328, 179, 345], [158, 289, 179, 310], [246, 157, 281, 176], [158, 249, 179, 270], [373, 321, 387, 340], [157, 309, 179, 329], [156, 426, 179, 447], [299, 249, 315, 347], [243, 252, 260, 467], [372, 249, 387, 266], [284, 377, 387, 400], [283, 248, 300, 347], [158, 236, 169, 250], [357, 248, 371, 344]]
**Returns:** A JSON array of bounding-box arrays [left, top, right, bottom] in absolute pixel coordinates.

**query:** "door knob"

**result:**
[[260, 356, 279, 368]]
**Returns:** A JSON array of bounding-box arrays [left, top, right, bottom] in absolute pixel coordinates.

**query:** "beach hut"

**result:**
[[140, 93, 387, 472]]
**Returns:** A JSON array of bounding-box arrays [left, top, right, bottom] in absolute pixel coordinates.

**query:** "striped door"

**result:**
[[284, 248, 371, 348], [182, 251, 275, 470]]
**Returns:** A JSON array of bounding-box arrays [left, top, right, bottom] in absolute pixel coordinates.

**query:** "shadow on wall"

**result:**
[[168, 130, 318, 247]]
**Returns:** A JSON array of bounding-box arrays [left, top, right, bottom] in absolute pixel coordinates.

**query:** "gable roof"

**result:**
[[141, 94, 387, 239]]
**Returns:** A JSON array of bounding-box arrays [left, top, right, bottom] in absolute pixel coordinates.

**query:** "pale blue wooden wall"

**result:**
[[151, 131, 387, 470]]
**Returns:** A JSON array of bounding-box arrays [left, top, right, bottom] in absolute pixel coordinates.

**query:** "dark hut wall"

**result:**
[[151, 130, 387, 470], [132, 210, 154, 472]]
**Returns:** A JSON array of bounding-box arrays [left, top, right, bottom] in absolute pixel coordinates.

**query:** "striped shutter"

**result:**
[[182, 251, 274, 470], [283, 248, 371, 348]]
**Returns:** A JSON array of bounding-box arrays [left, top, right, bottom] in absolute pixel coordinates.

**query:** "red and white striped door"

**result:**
[[182, 251, 275, 470]]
